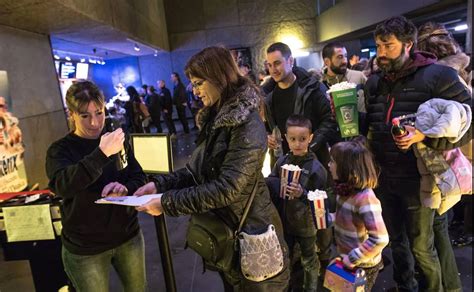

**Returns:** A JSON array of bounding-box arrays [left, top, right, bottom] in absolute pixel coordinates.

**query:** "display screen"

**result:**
[[58, 62, 89, 80], [130, 134, 172, 174], [76, 63, 89, 79], [59, 62, 76, 79]]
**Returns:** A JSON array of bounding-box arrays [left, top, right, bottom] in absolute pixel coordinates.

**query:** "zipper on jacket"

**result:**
[[385, 95, 395, 124]]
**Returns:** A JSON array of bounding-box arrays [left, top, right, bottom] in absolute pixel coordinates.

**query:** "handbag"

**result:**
[[238, 224, 284, 282], [236, 178, 284, 282], [186, 178, 284, 281], [186, 210, 237, 272]]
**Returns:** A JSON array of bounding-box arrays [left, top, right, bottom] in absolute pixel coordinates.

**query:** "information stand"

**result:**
[[131, 133, 177, 292]]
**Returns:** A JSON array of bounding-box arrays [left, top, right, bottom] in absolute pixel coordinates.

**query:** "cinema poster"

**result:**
[[0, 71, 28, 193]]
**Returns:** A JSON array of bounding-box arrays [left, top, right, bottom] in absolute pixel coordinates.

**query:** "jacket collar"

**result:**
[[197, 85, 260, 130], [384, 51, 437, 81]]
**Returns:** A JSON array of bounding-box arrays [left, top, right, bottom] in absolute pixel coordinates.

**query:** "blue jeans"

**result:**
[[62, 232, 146, 292], [376, 176, 442, 292], [433, 213, 462, 292]]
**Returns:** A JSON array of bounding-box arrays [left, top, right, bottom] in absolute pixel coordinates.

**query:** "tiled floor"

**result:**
[[0, 123, 472, 291]]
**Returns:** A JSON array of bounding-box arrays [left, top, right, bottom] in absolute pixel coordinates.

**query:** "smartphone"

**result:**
[[104, 115, 119, 132]]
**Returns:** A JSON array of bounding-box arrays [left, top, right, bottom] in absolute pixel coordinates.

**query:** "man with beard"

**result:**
[[322, 42, 368, 113], [364, 16, 471, 292]]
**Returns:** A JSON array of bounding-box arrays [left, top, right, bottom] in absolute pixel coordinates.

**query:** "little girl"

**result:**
[[328, 138, 389, 290]]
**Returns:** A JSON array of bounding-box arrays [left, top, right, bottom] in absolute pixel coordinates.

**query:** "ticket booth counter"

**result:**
[[0, 190, 70, 292]]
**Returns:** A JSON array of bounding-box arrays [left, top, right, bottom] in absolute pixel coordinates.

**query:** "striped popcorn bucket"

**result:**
[[279, 165, 301, 200], [308, 189, 329, 229], [309, 198, 328, 229]]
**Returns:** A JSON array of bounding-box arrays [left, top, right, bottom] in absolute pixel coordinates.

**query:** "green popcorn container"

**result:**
[[330, 88, 359, 138]]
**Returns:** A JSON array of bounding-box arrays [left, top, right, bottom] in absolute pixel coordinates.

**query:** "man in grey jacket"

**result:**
[[322, 42, 368, 113]]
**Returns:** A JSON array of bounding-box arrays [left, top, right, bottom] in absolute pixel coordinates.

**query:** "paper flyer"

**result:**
[[95, 194, 163, 207], [3, 204, 55, 242]]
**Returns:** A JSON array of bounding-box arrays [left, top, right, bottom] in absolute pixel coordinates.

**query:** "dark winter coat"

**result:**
[[364, 51, 472, 178], [173, 82, 188, 109], [154, 83, 284, 238], [160, 87, 173, 112], [267, 152, 327, 237], [148, 92, 162, 113]]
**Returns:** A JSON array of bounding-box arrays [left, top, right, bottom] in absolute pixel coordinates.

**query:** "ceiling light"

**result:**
[[361, 48, 369, 53], [281, 35, 304, 51], [292, 49, 310, 57], [89, 59, 97, 64], [454, 24, 468, 31], [134, 44, 140, 52], [80, 58, 86, 63], [154, 50, 158, 57], [65, 56, 71, 61], [54, 54, 60, 60]]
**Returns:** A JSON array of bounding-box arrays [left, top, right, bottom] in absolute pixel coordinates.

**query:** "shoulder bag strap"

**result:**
[[236, 175, 259, 234]]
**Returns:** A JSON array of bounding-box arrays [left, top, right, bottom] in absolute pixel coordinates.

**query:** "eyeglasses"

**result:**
[[191, 80, 205, 90]]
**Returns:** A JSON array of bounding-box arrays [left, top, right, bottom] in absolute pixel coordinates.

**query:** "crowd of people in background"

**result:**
[[105, 73, 203, 139], [102, 45, 391, 141]]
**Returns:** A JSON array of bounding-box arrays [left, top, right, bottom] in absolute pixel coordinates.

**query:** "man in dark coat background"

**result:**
[[171, 72, 190, 134], [364, 16, 471, 292]]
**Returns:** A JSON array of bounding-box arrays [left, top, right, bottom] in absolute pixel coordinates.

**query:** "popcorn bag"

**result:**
[[308, 190, 330, 229], [327, 82, 359, 138], [324, 259, 367, 291], [280, 164, 302, 199]]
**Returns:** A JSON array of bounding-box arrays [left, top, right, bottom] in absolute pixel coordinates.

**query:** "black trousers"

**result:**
[[150, 113, 163, 133], [162, 111, 176, 134], [175, 106, 190, 133]]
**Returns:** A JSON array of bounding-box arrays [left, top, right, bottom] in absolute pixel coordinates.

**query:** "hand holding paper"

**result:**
[[136, 197, 163, 216], [134, 182, 158, 197]]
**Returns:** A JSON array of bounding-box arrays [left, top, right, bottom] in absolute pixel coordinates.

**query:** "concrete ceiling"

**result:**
[[0, 0, 168, 60], [326, 0, 467, 43]]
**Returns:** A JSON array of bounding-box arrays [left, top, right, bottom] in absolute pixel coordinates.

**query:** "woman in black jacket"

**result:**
[[135, 46, 289, 291]]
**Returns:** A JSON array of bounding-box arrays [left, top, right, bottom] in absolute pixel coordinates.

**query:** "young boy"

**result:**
[[266, 114, 328, 292]]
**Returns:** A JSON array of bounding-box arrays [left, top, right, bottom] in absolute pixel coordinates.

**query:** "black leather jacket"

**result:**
[[264, 67, 339, 154], [154, 84, 283, 235]]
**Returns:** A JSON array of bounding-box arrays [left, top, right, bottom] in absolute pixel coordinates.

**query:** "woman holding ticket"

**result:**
[[134, 46, 289, 291], [46, 81, 147, 292], [328, 138, 388, 291]]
